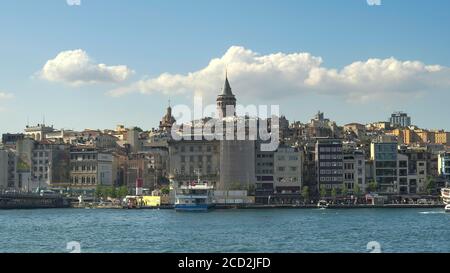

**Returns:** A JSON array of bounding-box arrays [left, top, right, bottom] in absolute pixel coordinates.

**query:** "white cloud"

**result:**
[[108, 46, 450, 103], [0, 92, 14, 100], [39, 49, 134, 85]]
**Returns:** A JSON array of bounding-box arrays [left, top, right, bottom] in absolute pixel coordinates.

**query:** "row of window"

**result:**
[[320, 169, 343, 175], [320, 177, 343, 182], [71, 165, 97, 171], [180, 155, 213, 163], [319, 162, 343, 167], [320, 154, 343, 160], [277, 156, 299, 161], [177, 146, 215, 153], [319, 147, 342, 153], [257, 154, 274, 158], [277, 177, 299, 182], [71, 176, 96, 184], [33, 152, 49, 158], [277, 166, 298, 172], [33, 166, 48, 172], [33, 160, 49, 165], [180, 165, 213, 174], [71, 154, 97, 160]]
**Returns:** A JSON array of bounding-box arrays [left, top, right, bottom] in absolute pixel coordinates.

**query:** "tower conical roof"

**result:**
[[221, 72, 234, 96]]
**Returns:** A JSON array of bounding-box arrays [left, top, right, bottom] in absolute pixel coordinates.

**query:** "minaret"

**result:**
[[216, 72, 236, 118]]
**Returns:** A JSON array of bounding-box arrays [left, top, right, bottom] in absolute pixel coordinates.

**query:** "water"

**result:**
[[0, 208, 448, 253]]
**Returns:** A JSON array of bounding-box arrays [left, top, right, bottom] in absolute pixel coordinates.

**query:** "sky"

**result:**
[[0, 0, 450, 134]]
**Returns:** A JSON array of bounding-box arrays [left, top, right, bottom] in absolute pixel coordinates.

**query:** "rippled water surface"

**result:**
[[0, 208, 448, 253]]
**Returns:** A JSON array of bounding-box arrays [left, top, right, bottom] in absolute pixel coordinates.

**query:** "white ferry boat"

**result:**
[[174, 180, 215, 212], [442, 187, 450, 212], [441, 187, 450, 205]]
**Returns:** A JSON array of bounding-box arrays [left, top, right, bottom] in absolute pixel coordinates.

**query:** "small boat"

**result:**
[[445, 204, 450, 213], [317, 200, 329, 209]]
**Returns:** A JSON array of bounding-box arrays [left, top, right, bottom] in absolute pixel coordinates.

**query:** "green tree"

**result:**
[[354, 184, 361, 196], [425, 176, 435, 195], [368, 181, 378, 193], [103, 187, 113, 198], [331, 188, 337, 200], [110, 187, 117, 198], [301, 186, 309, 201], [132, 126, 143, 132], [161, 186, 170, 195], [230, 181, 242, 190], [319, 185, 327, 198], [341, 184, 348, 197], [117, 186, 129, 198], [95, 185, 104, 199]]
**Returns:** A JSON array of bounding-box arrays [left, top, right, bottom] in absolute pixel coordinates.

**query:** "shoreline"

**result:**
[[67, 203, 445, 210]]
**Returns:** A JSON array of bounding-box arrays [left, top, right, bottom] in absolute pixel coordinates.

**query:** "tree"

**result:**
[[301, 186, 309, 201], [247, 184, 256, 196], [354, 184, 361, 196], [341, 184, 348, 197], [95, 185, 104, 199], [331, 188, 337, 200], [320, 185, 327, 198], [161, 186, 170, 195], [117, 186, 129, 198], [425, 176, 435, 195], [110, 187, 117, 198], [368, 181, 378, 193], [132, 126, 143, 132]]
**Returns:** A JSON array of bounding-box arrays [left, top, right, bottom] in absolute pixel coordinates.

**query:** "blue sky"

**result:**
[[1, 0, 450, 133]]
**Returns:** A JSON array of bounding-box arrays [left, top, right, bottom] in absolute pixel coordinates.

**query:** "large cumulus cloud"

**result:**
[[108, 46, 450, 104], [39, 49, 134, 85]]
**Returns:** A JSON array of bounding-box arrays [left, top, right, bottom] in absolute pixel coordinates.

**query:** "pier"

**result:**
[[0, 192, 70, 209]]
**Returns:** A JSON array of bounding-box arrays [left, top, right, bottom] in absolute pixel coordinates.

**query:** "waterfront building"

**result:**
[[32, 141, 70, 188], [389, 111, 411, 128], [70, 147, 114, 188], [273, 145, 303, 203], [399, 146, 428, 194], [168, 139, 220, 187], [370, 141, 399, 194], [254, 142, 275, 204], [343, 149, 366, 193], [438, 152, 450, 181], [0, 148, 17, 189], [315, 138, 344, 192]]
